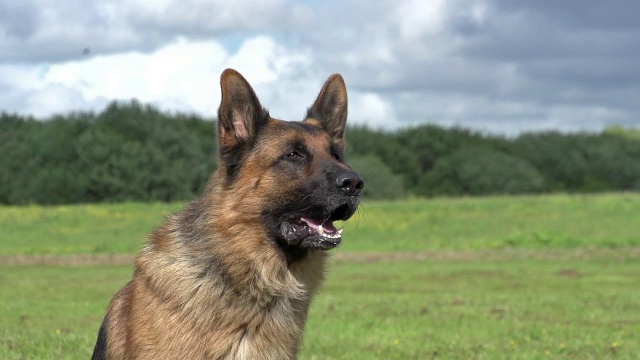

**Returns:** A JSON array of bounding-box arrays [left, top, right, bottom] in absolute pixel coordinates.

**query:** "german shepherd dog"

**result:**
[[92, 69, 363, 359]]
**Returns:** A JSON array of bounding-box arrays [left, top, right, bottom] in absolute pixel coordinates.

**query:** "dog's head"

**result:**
[[215, 69, 363, 254]]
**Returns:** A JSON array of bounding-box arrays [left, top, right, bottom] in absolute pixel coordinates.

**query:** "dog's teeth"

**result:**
[[337, 228, 343, 235], [318, 226, 324, 235]]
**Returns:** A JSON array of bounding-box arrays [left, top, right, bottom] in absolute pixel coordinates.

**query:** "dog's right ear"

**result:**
[[217, 69, 267, 154], [217, 69, 267, 178]]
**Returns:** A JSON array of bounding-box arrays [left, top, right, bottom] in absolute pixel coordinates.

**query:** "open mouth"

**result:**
[[280, 216, 344, 250]]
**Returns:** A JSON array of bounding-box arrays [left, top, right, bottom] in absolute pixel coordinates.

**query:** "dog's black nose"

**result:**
[[336, 171, 364, 196]]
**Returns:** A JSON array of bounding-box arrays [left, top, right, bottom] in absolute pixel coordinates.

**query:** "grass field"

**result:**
[[1, 193, 640, 359], [2, 193, 639, 255]]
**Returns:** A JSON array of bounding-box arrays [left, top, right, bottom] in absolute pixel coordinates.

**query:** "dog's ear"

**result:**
[[217, 69, 268, 179], [217, 69, 267, 153], [307, 74, 348, 145]]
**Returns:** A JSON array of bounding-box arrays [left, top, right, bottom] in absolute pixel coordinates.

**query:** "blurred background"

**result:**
[[1, 0, 640, 204]]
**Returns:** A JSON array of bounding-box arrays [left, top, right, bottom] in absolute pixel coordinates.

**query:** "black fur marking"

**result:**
[[292, 120, 324, 134], [280, 243, 309, 264], [330, 142, 345, 161], [91, 317, 108, 360], [221, 142, 251, 183], [260, 212, 309, 264]]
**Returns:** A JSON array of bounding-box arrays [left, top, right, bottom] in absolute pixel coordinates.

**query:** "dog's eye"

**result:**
[[285, 151, 304, 160]]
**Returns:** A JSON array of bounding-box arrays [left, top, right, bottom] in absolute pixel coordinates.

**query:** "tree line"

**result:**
[[1, 100, 639, 204]]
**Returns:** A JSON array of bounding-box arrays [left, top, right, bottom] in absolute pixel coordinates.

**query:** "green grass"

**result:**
[[0, 265, 134, 359], [1, 193, 639, 255], [303, 259, 640, 359], [345, 193, 640, 251], [1, 193, 640, 358], [1, 259, 638, 359], [0, 202, 184, 255]]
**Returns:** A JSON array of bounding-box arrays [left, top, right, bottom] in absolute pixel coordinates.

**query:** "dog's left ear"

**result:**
[[307, 74, 348, 145], [217, 69, 267, 153]]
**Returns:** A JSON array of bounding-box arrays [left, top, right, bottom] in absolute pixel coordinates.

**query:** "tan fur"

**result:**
[[100, 161, 327, 359], [93, 69, 360, 360]]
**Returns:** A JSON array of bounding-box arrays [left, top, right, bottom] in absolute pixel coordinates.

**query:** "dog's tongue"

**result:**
[[300, 217, 337, 234]]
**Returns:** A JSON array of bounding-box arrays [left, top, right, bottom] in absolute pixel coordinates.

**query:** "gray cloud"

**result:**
[[0, 0, 293, 63], [289, 0, 640, 132]]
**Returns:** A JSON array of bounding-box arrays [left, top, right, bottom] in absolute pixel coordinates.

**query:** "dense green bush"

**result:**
[[74, 102, 215, 202], [346, 126, 421, 189], [416, 147, 545, 197], [348, 155, 405, 200], [1, 101, 639, 204], [512, 132, 640, 193], [0, 101, 216, 204]]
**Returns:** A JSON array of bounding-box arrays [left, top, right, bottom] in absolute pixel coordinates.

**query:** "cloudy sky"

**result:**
[[1, 0, 638, 134]]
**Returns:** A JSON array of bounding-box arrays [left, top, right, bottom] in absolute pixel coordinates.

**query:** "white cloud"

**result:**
[[349, 92, 399, 128], [3, 35, 326, 120], [396, 0, 448, 39], [22, 84, 95, 117], [227, 37, 294, 84], [1, 32, 398, 129]]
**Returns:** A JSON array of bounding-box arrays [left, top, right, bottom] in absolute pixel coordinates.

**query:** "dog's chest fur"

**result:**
[[117, 211, 329, 359]]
